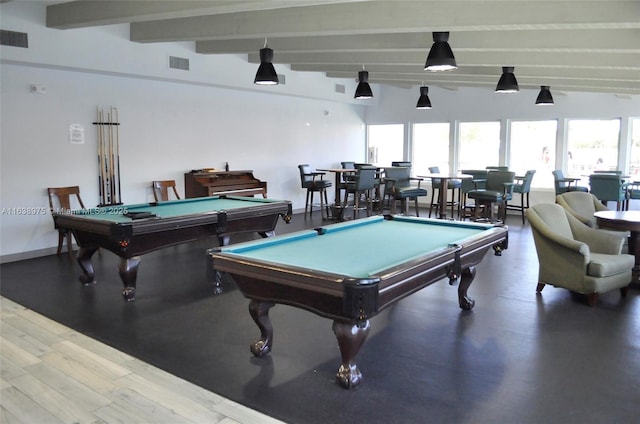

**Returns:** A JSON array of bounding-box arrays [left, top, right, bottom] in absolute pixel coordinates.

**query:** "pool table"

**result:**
[[53, 196, 291, 301], [208, 215, 508, 389]]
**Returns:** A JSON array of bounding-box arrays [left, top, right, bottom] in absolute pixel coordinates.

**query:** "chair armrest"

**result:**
[[309, 171, 326, 181], [409, 176, 424, 187], [570, 221, 626, 254], [472, 178, 487, 189]]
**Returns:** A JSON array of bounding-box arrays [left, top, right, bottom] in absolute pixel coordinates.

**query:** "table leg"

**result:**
[[118, 256, 141, 301], [332, 319, 370, 389], [249, 299, 275, 357], [77, 246, 98, 285], [458, 266, 476, 310], [439, 177, 449, 219]]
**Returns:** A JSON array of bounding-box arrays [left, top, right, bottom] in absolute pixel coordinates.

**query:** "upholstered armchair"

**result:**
[[526, 203, 633, 306], [555, 191, 610, 228], [467, 170, 515, 222]]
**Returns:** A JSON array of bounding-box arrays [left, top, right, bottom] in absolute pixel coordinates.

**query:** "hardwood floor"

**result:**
[[0, 296, 285, 424]]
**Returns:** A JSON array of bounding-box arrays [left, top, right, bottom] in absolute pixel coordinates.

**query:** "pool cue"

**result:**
[[97, 107, 106, 206], [114, 107, 121, 204], [108, 108, 115, 204]]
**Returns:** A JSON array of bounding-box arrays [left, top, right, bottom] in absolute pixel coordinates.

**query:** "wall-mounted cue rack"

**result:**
[[93, 107, 122, 206]]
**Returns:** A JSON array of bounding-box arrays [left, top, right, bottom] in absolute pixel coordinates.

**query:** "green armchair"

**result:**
[[467, 170, 515, 222], [526, 203, 633, 306], [555, 191, 610, 228]]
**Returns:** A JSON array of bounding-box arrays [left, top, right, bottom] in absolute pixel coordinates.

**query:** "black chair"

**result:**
[[506, 170, 536, 224], [427, 166, 462, 218], [47, 186, 86, 256], [298, 164, 332, 218], [342, 166, 377, 219], [467, 170, 515, 222], [383, 166, 428, 216], [552, 169, 588, 195]]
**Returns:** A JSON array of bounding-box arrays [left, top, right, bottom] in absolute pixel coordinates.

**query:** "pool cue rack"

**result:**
[[93, 107, 122, 207]]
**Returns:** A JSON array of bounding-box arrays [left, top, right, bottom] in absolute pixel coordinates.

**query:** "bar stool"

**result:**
[[298, 164, 332, 218], [427, 166, 462, 218]]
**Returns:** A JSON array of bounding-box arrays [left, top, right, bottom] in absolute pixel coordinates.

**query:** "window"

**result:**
[[509, 120, 558, 189], [412, 123, 450, 177], [458, 121, 501, 170], [566, 119, 621, 175], [629, 118, 640, 177], [367, 124, 404, 167]]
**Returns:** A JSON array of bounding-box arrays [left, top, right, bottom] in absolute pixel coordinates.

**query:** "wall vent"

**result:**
[[335, 83, 346, 94], [277, 74, 286, 85], [1, 30, 29, 48], [169, 56, 189, 71]]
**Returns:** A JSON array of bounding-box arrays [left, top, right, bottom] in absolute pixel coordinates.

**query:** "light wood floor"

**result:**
[[0, 296, 285, 424]]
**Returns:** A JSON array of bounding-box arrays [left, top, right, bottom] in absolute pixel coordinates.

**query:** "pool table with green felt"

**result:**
[[209, 214, 508, 389], [53, 196, 291, 301]]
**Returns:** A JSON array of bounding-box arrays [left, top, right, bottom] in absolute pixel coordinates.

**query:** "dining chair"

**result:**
[[341, 166, 377, 219], [552, 170, 588, 195], [505, 170, 536, 224], [467, 170, 515, 222], [382, 166, 428, 216], [588, 173, 627, 211], [298, 164, 332, 219], [152, 180, 181, 202], [459, 169, 488, 220], [47, 186, 86, 255]]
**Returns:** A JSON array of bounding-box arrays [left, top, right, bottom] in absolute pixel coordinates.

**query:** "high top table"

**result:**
[[418, 173, 473, 219]]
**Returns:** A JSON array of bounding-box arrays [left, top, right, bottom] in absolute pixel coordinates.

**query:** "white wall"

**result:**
[[0, 2, 368, 260]]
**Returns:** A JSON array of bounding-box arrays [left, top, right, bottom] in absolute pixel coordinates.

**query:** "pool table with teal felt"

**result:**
[[53, 196, 291, 301], [209, 215, 508, 389]]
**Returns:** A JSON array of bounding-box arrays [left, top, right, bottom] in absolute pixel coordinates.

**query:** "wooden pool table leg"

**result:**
[[332, 320, 371, 389], [77, 246, 98, 285], [248, 299, 275, 357], [458, 266, 476, 310], [118, 256, 141, 302]]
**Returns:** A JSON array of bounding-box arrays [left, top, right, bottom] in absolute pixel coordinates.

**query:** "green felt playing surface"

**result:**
[[72, 197, 278, 223], [221, 216, 493, 278]]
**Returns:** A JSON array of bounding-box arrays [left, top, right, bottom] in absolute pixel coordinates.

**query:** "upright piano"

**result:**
[[184, 170, 268, 198]]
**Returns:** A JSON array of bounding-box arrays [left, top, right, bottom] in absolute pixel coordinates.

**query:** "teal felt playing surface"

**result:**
[[73, 197, 277, 223], [221, 216, 490, 278]]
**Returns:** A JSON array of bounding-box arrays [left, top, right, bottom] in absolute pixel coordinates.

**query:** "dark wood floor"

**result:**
[[2, 209, 639, 424]]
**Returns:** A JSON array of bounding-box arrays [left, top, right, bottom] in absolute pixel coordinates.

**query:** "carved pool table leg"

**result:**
[[249, 300, 275, 357], [332, 320, 371, 389], [118, 256, 141, 302], [458, 266, 476, 310], [77, 247, 98, 285]]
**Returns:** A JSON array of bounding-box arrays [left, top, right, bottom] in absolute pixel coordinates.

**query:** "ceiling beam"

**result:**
[[129, 1, 640, 43]]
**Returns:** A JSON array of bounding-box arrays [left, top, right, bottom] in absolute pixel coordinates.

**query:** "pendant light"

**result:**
[[354, 66, 373, 99], [424, 32, 457, 72], [535, 85, 554, 105], [495, 66, 519, 93], [254, 39, 278, 85], [416, 86, 432, 109]]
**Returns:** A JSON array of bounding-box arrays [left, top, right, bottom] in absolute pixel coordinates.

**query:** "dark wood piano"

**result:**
[[184, 170, 268, 198]]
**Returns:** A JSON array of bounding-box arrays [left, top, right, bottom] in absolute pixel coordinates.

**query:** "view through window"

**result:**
[[367, 124, 404, 167], [509, 120, 558, 188], [458, 122, 501, 170], [566, 119, 621, 176], [628, 118, 640, 177], [412, 123, 451, 177]]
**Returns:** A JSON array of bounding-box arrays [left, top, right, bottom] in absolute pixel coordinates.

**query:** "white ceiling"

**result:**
[[43, 0, 640, 95]]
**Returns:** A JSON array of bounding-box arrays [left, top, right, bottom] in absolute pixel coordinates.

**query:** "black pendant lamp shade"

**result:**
[[354, 70, 373, 99], [416, 86, 432, 109], [424, 32, 457, 71], [535, 85, 554, 105], [254, 46, 279, 85], [495, 66, 519, 93]]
